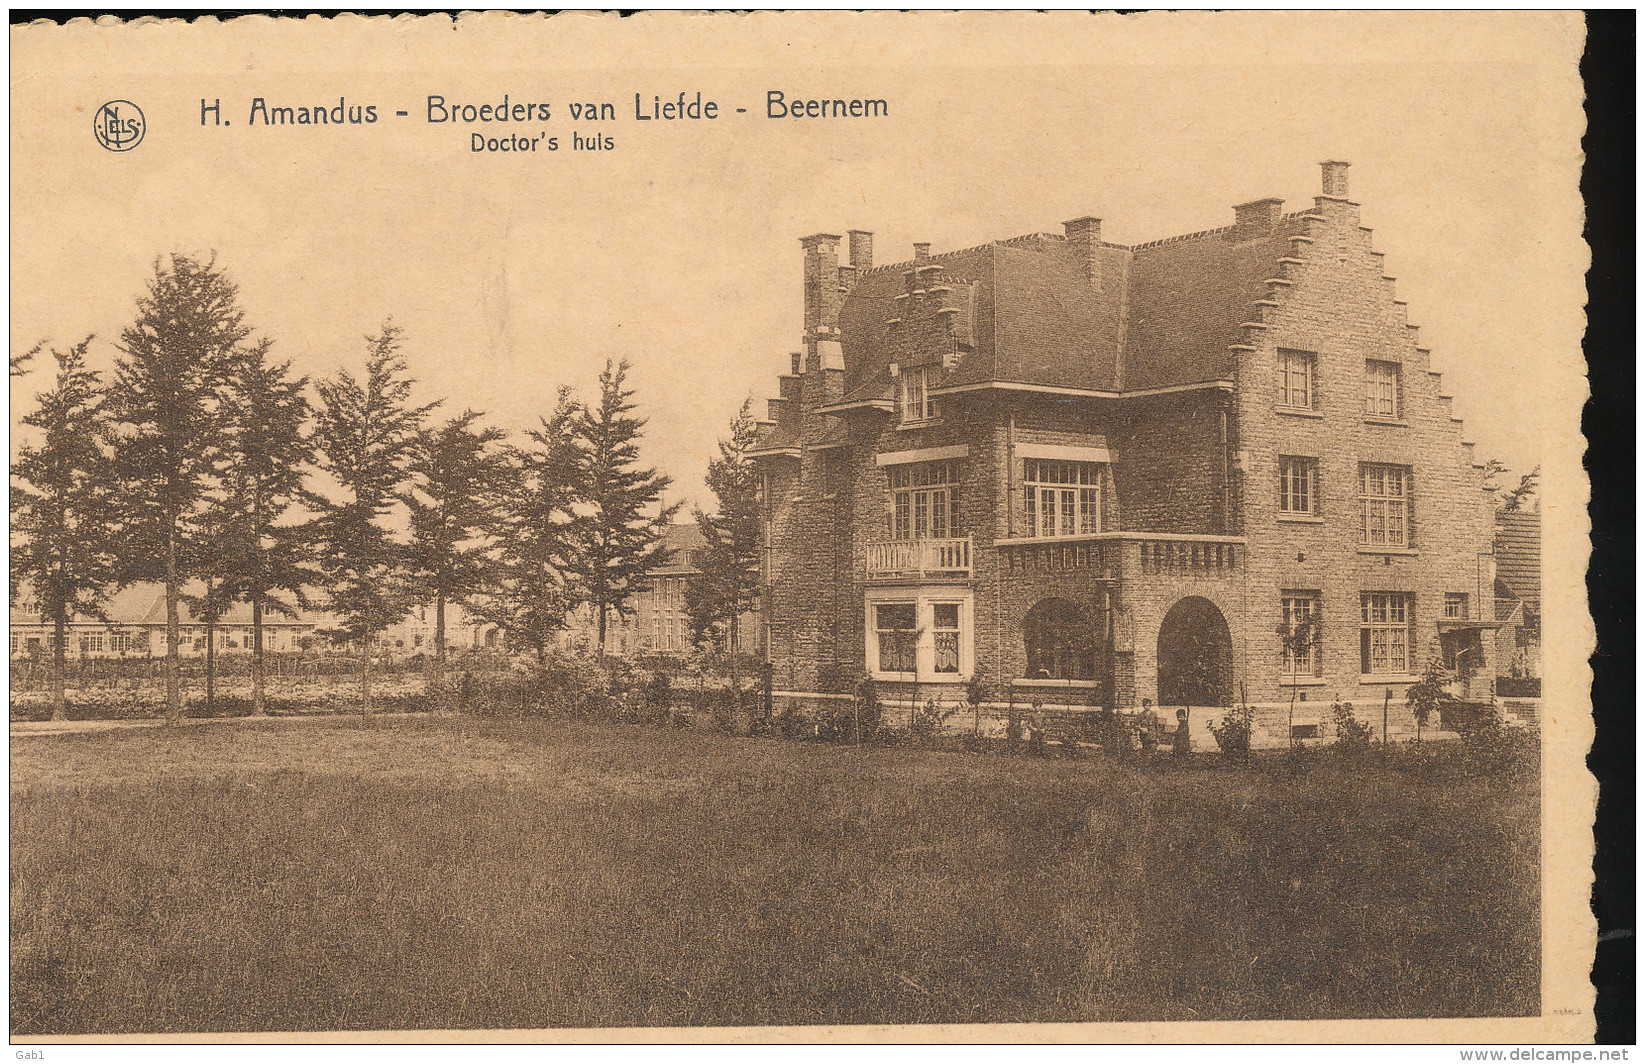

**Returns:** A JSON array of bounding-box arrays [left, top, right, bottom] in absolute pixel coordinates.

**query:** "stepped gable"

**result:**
[[1122, 213, 1311, 392], [836, 242, 995, 402]]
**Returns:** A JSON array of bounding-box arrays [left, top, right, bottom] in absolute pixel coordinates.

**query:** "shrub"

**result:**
[[1331, 699, 1375, 755], [640, 671, 674, 726], [1208, 703, 1253, 756], [1455, 701, 1540, 778], [1405, 653, 1449, 742], [910, 697, 957, 745]]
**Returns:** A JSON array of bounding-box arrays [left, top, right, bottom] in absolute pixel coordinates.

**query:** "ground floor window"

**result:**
[[1023, 597, 1095, 680], [873, 603, 917, 674], [79, 632, 104, 654], [1360, 592, 1413, 676], [1280, 592, 1322, 677], [866, 594, 973, 681]]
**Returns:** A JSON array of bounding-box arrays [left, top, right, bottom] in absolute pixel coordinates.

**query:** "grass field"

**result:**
[[11, 715, 1539, 1034]]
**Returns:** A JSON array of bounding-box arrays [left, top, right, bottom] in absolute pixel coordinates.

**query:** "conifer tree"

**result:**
[[478, 389, 588, 661], [405, 410, 511, 701], [686, 399, 764, 702], [309, 322, 438, 713], [571, 359, 680, 655], [11, 339, 122, 721], [203, 338, 319, 716], [107, 254, 250, 720]]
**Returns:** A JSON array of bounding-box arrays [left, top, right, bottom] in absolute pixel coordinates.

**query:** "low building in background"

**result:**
[[1493, 507, 1541, 682], [9, 583, 502, 661], [9, 584, 316, 659]]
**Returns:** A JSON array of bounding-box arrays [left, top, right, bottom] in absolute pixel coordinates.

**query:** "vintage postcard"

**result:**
[[9, 11, 1592, 1044]]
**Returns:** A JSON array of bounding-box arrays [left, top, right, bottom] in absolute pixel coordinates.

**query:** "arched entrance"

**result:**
[[1156, 596, 1233, 707]]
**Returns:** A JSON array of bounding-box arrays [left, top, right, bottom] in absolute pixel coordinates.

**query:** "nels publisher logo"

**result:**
[[93, 100, 145, 151]]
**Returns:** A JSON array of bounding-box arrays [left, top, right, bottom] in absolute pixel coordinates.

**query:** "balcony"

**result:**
[[866, 536, 972, 580]]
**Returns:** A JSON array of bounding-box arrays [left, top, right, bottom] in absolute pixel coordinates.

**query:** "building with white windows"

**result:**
[[749, 162, 1501, 745]]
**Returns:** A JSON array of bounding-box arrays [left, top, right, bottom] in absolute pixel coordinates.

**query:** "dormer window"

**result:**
[[899, 365, 939, 425]]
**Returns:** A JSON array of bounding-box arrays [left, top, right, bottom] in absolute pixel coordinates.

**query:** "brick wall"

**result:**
[[1232, 194, 1497, 706], [759, 185, 1494, 721]]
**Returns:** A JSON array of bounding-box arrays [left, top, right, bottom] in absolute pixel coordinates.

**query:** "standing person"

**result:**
[[1173, 706, 1192, 757]]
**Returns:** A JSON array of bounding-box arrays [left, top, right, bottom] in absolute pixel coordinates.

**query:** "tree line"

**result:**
[[11, 253, 763, 722]]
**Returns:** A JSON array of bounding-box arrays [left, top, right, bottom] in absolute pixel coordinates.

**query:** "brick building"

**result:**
[[9, 583, 499, 660], [749, 162, 1501, 745], [558, 524, 758, 657]]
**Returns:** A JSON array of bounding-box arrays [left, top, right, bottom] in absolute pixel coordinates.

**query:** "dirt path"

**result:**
[[11, 710, 431, 738]]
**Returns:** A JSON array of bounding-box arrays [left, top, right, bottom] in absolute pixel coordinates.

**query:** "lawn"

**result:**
[[10, 715, 1540, 1034]]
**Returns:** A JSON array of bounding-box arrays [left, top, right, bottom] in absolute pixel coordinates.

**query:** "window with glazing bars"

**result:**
[[1280, 593, 1322, 676], [1277, 349, 1316, 408], [1278, 456, 1318, 515], [1360, 592, 1412, 675], [888, 461, 961, 539], [1358, 463, 1410, 547], [1022, 459, 1100, 538], [898, 365, 939, 424], [1365, 359, 1401, 418]]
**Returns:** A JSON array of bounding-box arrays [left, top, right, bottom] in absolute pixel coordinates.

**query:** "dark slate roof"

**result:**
[[1123, 216, 1311, 391], [656, 523, 708, 575], [839, 243, 996, 401], [750, 419, 803, 453], [834, 213, 1312, 397], [1494, 508, 1541, 609]]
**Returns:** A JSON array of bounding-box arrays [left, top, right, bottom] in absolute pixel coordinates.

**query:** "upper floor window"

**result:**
[[888, 461, 960, 540], [1365, 359, 1402, 419], [898, 365, 939, 425], [1358, 463, 1410, 548], [1277, 349, 1316, 409], [1443, 592, 1469, 621], [1278, 456, 1318, 516], [1022, 459, 1100, 538]]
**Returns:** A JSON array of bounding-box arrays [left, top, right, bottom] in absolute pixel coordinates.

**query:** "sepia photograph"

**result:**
[[8, 11, 1593, 1043]]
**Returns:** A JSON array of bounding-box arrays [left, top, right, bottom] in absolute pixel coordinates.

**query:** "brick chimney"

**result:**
[[1231, 198, 1283, 240], [800, 234, 843, 341], [1063, 216, 1102, 289], [1320, 160, 1351, 198], [848, 230, 874, 271], [913, 242, 931, 262]]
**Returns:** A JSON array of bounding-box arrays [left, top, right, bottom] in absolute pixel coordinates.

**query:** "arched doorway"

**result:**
[[1156, 596, 1233, 707]]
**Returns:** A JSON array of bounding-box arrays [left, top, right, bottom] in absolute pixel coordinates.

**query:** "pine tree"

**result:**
[[309, 322, 438, 713], [204, 338, 319, 716], [478, 388, 587, 661], [686, 400, 764, 706], [107, 254, 250, 721], [405, 410, 511, 703], [1502, 465, 1541, 512], [11, 340, 122, 721], [572, 359, 680, 655]]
